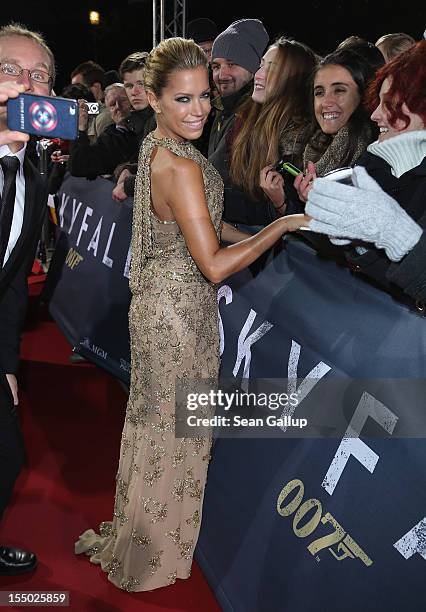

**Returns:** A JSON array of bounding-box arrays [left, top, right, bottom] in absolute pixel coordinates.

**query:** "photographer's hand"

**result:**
[[112, 169, 131, 202], [51, 150, 69, 164], [77, 99, 89, 132], [0, 82, 30, 145]]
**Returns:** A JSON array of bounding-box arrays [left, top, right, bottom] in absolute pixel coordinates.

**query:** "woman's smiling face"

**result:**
[[371, 76, 425, 142], [313, 64, 361, 135], [150, 65, 211, 141]]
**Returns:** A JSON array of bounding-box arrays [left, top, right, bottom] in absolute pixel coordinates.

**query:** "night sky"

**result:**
[[1, 1, 424, 91]]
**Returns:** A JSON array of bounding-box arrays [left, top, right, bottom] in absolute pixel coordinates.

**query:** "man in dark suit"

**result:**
[[0, 23, 53, 575]]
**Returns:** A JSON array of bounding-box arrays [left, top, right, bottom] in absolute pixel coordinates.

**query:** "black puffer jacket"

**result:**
[[208, 80, 253, 157], [347, 152, 426, 299], [386, 219, 426, 303], [68, 107, 155, 179]]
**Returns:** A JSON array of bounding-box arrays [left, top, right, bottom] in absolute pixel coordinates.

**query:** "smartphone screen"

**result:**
[[7, 93, 79, 140]]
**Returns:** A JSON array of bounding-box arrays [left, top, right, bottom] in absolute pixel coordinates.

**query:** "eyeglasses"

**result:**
[[0, 62, 52, 84]]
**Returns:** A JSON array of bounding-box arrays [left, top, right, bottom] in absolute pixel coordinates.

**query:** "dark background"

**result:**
[[1, 1, 424, 91]]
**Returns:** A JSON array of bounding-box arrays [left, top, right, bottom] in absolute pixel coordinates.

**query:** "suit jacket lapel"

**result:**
[[0, 156, 45, 289]]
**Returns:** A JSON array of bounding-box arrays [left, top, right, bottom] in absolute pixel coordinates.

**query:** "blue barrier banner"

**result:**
[[48, 176, 426, 610], [196, 238, 426, 612], [48, 174, 132, 382]]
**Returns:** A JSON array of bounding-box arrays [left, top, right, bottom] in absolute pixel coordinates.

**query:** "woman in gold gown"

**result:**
[[75, 37, 308, 591]]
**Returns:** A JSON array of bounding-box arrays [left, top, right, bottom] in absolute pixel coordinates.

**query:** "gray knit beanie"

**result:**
[[211, 19, 269, 74]]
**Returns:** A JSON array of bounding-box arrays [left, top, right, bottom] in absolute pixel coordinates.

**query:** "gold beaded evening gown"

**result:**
[[75, 133, 224, 591]]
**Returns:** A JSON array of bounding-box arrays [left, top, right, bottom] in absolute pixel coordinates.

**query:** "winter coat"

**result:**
[[347, 152, 426, 305]]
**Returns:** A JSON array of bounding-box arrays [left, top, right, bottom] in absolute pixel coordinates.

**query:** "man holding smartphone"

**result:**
[[0, 22, 53, 575]]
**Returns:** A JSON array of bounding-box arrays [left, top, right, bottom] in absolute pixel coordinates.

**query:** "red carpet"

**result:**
[[0, 298, 220, 611]]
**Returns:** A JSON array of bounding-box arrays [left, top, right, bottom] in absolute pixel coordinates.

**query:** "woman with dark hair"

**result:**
[[291, 48, 377, 207], [337, 37, 385, 72], [305, 41, 426, 299], [210, 37, 317, 226]]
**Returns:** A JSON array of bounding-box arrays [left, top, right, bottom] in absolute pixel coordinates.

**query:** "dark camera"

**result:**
[[87, 102, 100, 115]]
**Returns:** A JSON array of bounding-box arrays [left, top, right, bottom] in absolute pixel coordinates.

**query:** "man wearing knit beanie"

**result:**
[[208, 19, 268, 158], [212, 19, 268, 92]]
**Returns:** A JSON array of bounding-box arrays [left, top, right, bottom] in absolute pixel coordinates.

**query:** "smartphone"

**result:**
[[7, 93, 79, 140], [274, 160, 302, 178], [322, 167, 353, 185]]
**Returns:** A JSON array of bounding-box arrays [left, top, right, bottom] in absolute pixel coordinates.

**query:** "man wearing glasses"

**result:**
[[0, 23, 54, 576]]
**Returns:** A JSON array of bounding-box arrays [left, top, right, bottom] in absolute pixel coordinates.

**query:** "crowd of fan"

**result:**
[[48, 19, 426, 308]]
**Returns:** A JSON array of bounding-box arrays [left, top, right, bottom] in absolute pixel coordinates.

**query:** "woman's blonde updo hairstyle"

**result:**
[[144, 37, 208, 97]]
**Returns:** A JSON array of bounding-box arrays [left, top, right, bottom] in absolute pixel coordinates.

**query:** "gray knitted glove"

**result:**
[[306, 166, 423, 262]]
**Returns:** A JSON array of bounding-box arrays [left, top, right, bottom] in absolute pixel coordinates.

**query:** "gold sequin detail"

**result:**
[[179, 540, 193, 560], [120, 576, 141, 592], [131, 530, 152, 548], [113, 508, 128, 526], [186, 510, 200, 527], [142, 497, 168, 523], [188, 437, 206, 456], [106, 556, 121, 577], [172, 445, 187, 467], [117, 478, 129, 503], [121, 438, 131, 457], [145, 436, 166, 465], [144, 466, 165, 487], [166, 527, 181, 545], [172, 468, 203, 502], [150, 414, 173, 439], [166, 527, 194, 560], [126, 407, 148, 427], [149, 550, 164, 575], [99, 522, 113, 537], [167, 571, 177, 585]]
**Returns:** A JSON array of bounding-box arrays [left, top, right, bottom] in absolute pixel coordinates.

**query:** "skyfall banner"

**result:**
[[49, 176, 426, 611], [197, 239, 426, 612], [49, 174, 132, 381]]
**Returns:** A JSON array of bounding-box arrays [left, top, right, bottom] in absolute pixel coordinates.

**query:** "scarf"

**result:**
[[303, 123, 373, 176]]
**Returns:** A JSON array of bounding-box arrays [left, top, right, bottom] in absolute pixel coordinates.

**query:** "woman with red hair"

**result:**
[[304, 41, 426, 304]]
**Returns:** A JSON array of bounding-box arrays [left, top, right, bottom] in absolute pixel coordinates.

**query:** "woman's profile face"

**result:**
[[252, 45, 279, 104], [154, 65, 211, 141], [313, 64, 361, 135], [371, 77, 425, 142]]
